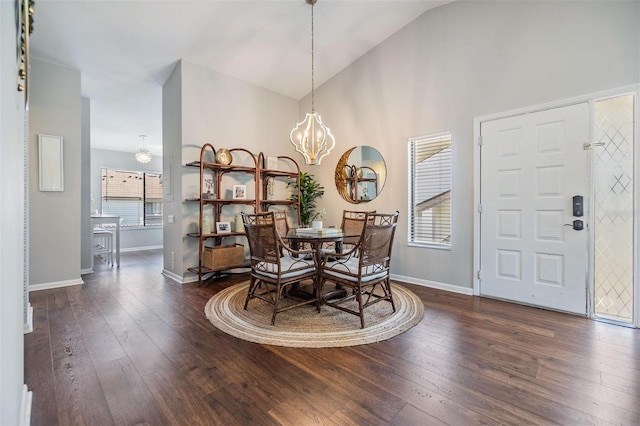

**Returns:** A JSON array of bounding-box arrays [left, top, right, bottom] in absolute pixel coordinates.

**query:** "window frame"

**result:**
[[407, 131, 453, 250], [100, 168, 163, 229]]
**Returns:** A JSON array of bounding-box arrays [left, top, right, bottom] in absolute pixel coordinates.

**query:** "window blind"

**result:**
[[408, 132, 452, 247], [101, 168, 163, 227]]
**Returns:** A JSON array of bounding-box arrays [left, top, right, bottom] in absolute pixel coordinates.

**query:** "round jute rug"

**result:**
[[204, 281, 424, 348]]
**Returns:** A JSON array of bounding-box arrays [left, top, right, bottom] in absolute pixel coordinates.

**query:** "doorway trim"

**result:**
[[473, 84, 640, 327]]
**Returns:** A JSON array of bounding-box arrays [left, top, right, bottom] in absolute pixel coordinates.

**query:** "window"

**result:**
[[408, 132, 452, 247], [100, 168, 163, 227]]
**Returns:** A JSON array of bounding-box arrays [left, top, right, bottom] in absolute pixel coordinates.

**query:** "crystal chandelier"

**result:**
[[289, 0, 335, 165], [135, 135, 152, 164]]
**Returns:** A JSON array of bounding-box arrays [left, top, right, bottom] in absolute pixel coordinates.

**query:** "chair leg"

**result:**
[[356, 288, 365, 329], [271, 285, 284, 325], [386, 279, 396, 312], [315, 278, 322, 312], [244, 277, 257, 309]]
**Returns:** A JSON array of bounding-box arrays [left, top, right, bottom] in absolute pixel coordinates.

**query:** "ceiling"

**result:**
[[30, 0, 451, 156]]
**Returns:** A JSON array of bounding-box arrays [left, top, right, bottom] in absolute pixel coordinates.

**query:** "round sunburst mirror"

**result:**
[[335, 146, 386, 204]]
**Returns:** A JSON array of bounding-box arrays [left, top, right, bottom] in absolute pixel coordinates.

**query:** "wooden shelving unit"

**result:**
[[185, 146, 301, 285], [258, 153, 301, 225]]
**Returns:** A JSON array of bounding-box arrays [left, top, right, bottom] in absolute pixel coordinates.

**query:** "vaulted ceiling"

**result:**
[[30, 1, 451, 154]]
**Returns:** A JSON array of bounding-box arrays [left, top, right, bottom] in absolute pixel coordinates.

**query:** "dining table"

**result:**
[[285, 228, 360, 301]]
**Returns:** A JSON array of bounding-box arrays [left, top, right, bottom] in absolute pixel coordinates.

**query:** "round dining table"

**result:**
[[285, 229, 359, 301]]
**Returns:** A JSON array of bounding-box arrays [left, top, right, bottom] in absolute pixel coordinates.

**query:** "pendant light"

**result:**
[[135, 134, 152, 164], [289, 0, 335, 165]]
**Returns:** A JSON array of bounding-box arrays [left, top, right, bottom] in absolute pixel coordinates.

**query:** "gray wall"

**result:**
[[90, 148, 163, 252], [0, 1, 28, 422], [29, 58, 83, 287], [304, 0, 640, 291], [162, 60, 298, 281], [81, 97, 92, 272]]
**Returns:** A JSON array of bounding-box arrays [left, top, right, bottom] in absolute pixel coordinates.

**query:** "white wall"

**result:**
[[306, 0, 640, 290], [0, 1, 29, 423], [162, 60, 299, 281], [29, 58, 83, 288], [90, 148, 163, 252]]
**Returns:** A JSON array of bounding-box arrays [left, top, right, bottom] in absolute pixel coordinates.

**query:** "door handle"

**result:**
[[564, 220, 584, 231]]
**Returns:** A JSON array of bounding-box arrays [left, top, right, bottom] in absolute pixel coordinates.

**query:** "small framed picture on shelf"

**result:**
[[216, 221, 231, 233], [233, 184, 247, 199], [266, 156, 278, 170]]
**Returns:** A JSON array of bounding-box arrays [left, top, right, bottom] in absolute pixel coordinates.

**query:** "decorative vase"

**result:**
[[312, 220, 323, 230]]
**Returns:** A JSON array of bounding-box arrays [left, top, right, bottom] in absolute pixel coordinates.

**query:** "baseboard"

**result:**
[[20, 384, 32, 426], [80, 267, 93, 275], [161, 269, 185, 283], [29, 278, 84, 292], [390, 274, 474, 296], [121, 245, 163, 253], [23, 303, 33, 334]]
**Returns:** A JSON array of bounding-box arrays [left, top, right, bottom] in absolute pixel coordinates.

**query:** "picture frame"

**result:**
[[266, 156, 278, 170], [216, 221, 231, 234], [38, 134, 64, 191], [233, 184, 247, 199]]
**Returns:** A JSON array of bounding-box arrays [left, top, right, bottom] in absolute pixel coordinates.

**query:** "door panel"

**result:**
[[480, 103, 589, 314]]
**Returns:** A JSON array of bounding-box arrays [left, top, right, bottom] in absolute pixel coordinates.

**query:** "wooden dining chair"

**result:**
[[322, 209, 375, 256], [241, 212, 320, 325], [341, 209, 376, 250], [272, 210, 290, 239], [319, 211, 399, 328]]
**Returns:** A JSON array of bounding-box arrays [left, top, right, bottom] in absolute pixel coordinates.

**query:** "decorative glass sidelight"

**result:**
[[593, 94, 635, 323]]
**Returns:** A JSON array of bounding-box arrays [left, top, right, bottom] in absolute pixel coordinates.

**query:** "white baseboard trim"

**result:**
[[23, 303, 33, 334], [391, 274, 474, 296], [161, 269, 185, 283], [29, 278, 84, 292], [122, 245, 163, 253], [80, 268, 93, 275], [20, 384, 32, 426]]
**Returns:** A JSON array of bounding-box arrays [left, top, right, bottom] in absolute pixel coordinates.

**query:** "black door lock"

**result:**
[[573, 195, 584, 217], [573, 220, 583, 231]]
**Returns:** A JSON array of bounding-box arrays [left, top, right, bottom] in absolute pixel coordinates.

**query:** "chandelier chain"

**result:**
[[310, 1, 315, 113]]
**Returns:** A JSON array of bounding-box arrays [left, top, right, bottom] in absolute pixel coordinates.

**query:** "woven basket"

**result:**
[[204, 244, 245, 270]]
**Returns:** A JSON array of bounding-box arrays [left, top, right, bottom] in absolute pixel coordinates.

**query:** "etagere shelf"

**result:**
[[258, 153, 301, 225], [185, 145, 301, 285]]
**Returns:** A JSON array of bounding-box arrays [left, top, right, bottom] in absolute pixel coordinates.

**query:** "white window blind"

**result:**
[[408, 132, 452, 247], [101, 168, 163, 227]]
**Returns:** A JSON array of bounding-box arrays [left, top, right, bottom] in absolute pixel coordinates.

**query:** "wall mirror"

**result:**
[[335, 146, 386, 203], [38, 134, 64, 192]]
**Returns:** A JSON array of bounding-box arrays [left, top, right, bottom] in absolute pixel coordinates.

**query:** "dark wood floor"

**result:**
[[25, 250, 639, 425]]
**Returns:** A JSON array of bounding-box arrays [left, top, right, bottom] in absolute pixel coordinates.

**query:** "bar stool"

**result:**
[[93, 228, 114, 266]]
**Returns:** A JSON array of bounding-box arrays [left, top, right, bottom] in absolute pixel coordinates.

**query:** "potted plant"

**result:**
[[289, 172, 324, 227]]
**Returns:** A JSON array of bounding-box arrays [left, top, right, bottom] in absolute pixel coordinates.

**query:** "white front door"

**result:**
[[480, 103, 589, 314]]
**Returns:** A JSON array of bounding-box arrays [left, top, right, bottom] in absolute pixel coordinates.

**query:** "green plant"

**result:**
[[289, 172, 324, 226]]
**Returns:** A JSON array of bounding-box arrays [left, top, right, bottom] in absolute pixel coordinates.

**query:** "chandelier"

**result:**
[[135, 135, 152, 164], [289, 0, 335, 165]]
